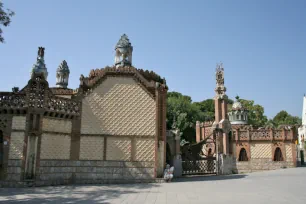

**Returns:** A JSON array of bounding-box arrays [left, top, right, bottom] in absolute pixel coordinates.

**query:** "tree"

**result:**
[[167, 92, 205, 143], [272, 110, 301, 127], [0, 1, 15, 43], [239, 99, 268, 127]]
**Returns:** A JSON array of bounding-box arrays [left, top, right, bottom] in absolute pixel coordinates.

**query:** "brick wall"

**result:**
[[81, 76, 156, 136], [40, 133, 71, 160], [80, 136, 104, 160], [8, 132, 24, 159], [11, 116, 26, 130], [42, 118, 72, 133], [250, 143, 272, 159]]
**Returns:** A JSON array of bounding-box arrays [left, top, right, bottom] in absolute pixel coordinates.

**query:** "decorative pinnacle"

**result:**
[[235, 95, 240, 100], [216, 61, 224, 72], [116, 34, 132, 49], [57, 60, 70, 73], [38, 47, 45, 58]]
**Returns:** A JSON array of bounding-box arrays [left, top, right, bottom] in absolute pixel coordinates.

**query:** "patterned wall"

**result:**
[[42, 118, 72, 133], [250, 143, 272, 159], [81, 76, 156, 136], [9, 132, 25, 159], [135, 138, 155, 161], [12, 116, 26, 130], [285, 143, 293, 161], [80, 136, 104, 160], [40, 133, 71, 159], [106, 137, 131, 161]]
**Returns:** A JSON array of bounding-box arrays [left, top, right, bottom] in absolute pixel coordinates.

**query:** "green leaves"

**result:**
[[0, 2, 15, 43], [271, 110, 301, 127]]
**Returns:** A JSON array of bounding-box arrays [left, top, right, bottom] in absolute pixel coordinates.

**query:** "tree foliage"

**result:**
[[238, 99, 268, 127], [272, 110, 301, 127], [0, 1, 15, 43], [167, 92, 205, 143]]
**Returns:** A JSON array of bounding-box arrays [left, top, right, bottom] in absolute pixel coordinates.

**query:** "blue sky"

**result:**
[[0, 0, 305, 119]]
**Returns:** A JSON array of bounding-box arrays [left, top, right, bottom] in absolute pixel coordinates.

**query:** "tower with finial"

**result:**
[[30, 47, 48, 79], [56, 60, 70, 88], [115, 34, 133, 67], [213, 62, 231, 155]]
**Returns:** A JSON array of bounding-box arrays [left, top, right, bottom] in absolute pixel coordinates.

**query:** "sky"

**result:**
[[0, 0, 305, 119]]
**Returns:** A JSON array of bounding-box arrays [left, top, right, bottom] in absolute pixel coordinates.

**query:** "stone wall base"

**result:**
[[236, 158, 295, 173], [1, 160, 165, 188]]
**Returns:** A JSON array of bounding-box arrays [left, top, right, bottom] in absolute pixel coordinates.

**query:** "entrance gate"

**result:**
[[182, 157, 216, 175], [181, 133, 217, 175]]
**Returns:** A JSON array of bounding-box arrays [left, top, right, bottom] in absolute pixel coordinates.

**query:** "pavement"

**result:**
[[0, 167, 306, 204]]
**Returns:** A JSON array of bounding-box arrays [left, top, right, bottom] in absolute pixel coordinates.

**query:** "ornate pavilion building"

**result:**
[[0, 34, 168, 187], [195, 64, 298, 173]]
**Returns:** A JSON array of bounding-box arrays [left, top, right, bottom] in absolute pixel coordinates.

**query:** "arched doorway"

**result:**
[[238, 148, 248, 161], [274, 147, 283, 161]]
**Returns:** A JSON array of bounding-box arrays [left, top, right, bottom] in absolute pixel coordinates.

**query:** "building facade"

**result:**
[[196, 64, 298, 173], [0, 35, 167, 187]]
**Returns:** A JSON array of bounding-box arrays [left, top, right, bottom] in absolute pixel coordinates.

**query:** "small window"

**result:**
[[274, 147, 283, 161], [238, 148, 248, 161]]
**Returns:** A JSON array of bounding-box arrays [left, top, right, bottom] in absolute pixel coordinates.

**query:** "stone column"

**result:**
[[173, 131, 182, 177]]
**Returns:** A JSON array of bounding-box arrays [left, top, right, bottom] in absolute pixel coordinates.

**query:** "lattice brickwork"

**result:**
[[42, 118, 72, 133], [40, 133, 71, 159], [106, 137, 131, 161], [12, 116, 26, 130], [9, 132, 24, 159], [285, 144, 293, 161], [250, 143, 272, 159], [81, 77, 156, 136], [135, 138, 155, 161], [80, 136, 104, 160]]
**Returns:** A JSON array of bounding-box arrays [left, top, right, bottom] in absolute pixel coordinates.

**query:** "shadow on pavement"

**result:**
[[0, 183, 159, 204], [173, 174, 247, 182]]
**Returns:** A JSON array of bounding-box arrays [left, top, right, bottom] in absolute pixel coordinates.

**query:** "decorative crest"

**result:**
[[215, 62, 224, 86], [38, 47, 45, 57], [214, 62, 227, 100], [31, 47, 48, 80]]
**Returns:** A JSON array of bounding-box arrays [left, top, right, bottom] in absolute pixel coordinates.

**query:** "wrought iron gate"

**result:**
[[182, 157, 216, 175]]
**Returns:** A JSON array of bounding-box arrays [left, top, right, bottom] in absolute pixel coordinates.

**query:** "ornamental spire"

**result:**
[[30, 47, 48, 80], [56, 60, 70, 88], [115, 34, 133, 67], [214, 62, 227, 100]]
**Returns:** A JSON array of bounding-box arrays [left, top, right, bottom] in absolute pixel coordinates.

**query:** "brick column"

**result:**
[[196, 121, 201, 143]]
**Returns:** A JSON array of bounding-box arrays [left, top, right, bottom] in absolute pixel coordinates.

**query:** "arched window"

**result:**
[[238, 148, 248, 161], [274, 147, 283, 161]]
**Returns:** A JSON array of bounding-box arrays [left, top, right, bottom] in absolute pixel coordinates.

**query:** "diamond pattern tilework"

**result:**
[[42, 118, 72, 133], [285, 144, 292, 161], [12, 116, 26, 130], [250, 143, 272, 159], [81, 77, 156, 136], [8, 132, 25, 159], [80, 136, 104, 160], [135, 138, 155, 161], [40, 133, 71, 159], [106, 137, 131, 161]]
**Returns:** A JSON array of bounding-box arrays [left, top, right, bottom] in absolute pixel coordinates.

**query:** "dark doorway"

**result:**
[[238, 148, 248, 161], [274, 147, 283, 161]]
